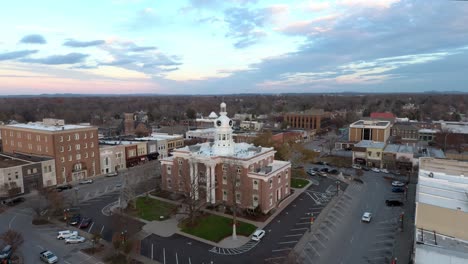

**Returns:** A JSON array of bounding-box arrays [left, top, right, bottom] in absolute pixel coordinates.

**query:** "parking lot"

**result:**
[[298, 169, 406, 264], [0, 206, 102, 264]]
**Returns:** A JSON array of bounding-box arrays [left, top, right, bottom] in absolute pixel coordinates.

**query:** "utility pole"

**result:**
[[309, 213, 314, 232]]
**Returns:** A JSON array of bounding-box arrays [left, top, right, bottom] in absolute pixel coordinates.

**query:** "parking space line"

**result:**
[[322, 224, 334, 233], [291, 228, 308, 231], [272, 248, 292, 252], [308, 244, 321, 256], [100, 225, 105, 234], [369, 247, 391, 252], [88, 222, 94, 233], [296, 222, 310, 225], [278, 241, 298, 244], [285, 234, 303, 237], [313, 235, 326, 248], [300, 217, 310, 220]]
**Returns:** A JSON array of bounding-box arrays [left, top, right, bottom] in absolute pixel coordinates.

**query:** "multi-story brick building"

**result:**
[[391, 123, 419, 142], [284, 109, 324, 130], [349, 120, 391, 142], [99, 144, 126, 175], [161, 103, 291, 214], [0, 118, 100, 184]]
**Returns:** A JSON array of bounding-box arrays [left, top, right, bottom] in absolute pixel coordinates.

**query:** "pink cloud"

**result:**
[[278, 14, 339, 35], [306, 1, 331, 12], [0, 75, 162, 95]]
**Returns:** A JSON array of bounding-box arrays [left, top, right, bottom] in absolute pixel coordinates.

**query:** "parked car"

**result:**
[[381, 168, 389, 174], [313, 148, 321, 152], [319, 171, 328, 177], [56, 184, 72, 192], [385, 200, 404, 207], [307, 170, 317, 176], [329, 169, 339, 174], [316, 161, 327, 165], [40, 250, 58, 263], [69, 214, 82, 225], [392, 187, 405, 193], [79, 179, 93, 184], [115, 182, 122, 188], [0, 245, 12, 260], [3, 197, 25, 206], [57, 230, 78, 240], [78, 217, 93, 229], [392, 181, 405, 187], [371, 168, 380, 173], [251, 229, 266, 241], [106, 172, 118, 177], [352, 164, 362, 169], [320, 167, 329, 172], [361, 212, 372, 223], [362, 166, 370, 171], [312, 167, 320, 171], [65, 236, 86, 244], [293, 165, 304, 169]]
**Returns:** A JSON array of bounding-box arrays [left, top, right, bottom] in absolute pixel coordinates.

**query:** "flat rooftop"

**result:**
[[384, 144, 414, 154], [415, 230, 468, 264], [0, 156, 28, 169], [5, 122, 93, 132], [174, 142, 273, 159], [0, 153, 53, 168], [350, 120, 391, 128], [355, 140, 386, 149], [136, 133, 183, 141]]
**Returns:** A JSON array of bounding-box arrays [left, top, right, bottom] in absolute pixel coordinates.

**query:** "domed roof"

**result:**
[[208, 111, 218, 119], [220, 102, 226, 108]]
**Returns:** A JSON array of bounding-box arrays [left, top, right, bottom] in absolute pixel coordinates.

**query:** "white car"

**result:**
[[371, 168, 380, 173], [79, 179, 93, 184], [57, 230, 78, 240], [352, 164, 362, 169], [381, 169, 389, 174], [361, 212, 372, 223], [65, 236, 86, 244], [40, 250, 58, 263], [251, 229, 266, 241]]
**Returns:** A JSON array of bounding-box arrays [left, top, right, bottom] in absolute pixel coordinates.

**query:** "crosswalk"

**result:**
[[209, 240, 259, 255]]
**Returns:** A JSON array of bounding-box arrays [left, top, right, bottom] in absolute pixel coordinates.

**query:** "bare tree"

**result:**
[[90, 232, 102, 253], [224, 159, 244, 240], [323, 134, 339, 154], [0, 229, 24, 250]]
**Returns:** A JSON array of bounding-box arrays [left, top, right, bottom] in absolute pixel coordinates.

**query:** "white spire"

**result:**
[[220, 102, 227, 116]]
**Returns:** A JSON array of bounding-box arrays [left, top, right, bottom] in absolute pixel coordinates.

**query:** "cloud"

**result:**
[[224, 7, 268, 48], [124, 7, 160, 30], [338, 0, 400, 9], [21, 53, 89, 65], [278, 14, 339, 35], [0, 50, 38, 61], [20, 34, 47, 44], [63, 39, 105, 47], [97, 40, 181, 76], [306, 1, 331, 12]]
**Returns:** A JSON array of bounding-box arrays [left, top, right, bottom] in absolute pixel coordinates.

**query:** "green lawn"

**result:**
[[291, 178, 310, 188], [181, 214, 257, 242], [131, 197, 177, 221]]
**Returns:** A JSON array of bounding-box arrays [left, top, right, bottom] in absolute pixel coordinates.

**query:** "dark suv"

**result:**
[[3, 197, 25, 206], [56, 184, 72, 192], [385, 200, 404, 207]]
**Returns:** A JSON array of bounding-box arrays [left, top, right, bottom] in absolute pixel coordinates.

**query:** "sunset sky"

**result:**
[[1, 0, 467, 95]]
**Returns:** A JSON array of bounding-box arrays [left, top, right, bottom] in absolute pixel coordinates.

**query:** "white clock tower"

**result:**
[[213, 102, 235, 156]]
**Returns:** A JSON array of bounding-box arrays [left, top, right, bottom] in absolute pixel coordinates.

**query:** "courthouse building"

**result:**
[[161, 103, 291, 214]]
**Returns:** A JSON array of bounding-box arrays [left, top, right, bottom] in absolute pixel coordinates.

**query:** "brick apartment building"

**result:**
[[284, 109, 324, 130], [0, 118, 101, 185], [161, 103, 291, 214]]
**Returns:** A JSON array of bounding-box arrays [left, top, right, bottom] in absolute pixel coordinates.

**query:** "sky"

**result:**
[[0, 0, 468, 95]]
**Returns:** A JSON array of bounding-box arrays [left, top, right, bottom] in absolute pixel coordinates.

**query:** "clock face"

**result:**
[[229, 120, 233, 127], [216, 120, 222, 126]]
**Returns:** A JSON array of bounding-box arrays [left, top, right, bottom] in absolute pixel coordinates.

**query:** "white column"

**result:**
[[189, 161, 194, 199], [194, 162, 199, 200], [210, 165, 216, 204], [206, 165, 211, 203]]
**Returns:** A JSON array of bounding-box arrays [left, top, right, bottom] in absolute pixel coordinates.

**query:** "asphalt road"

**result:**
[[140, 176, 348, 264], [299, 171, 406, 264]]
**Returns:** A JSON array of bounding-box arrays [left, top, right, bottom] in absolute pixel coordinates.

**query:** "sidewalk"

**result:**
[[392, 182, 416, 263]]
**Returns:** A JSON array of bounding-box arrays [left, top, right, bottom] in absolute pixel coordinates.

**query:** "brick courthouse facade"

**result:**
[[161, 103, 291, 214]]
